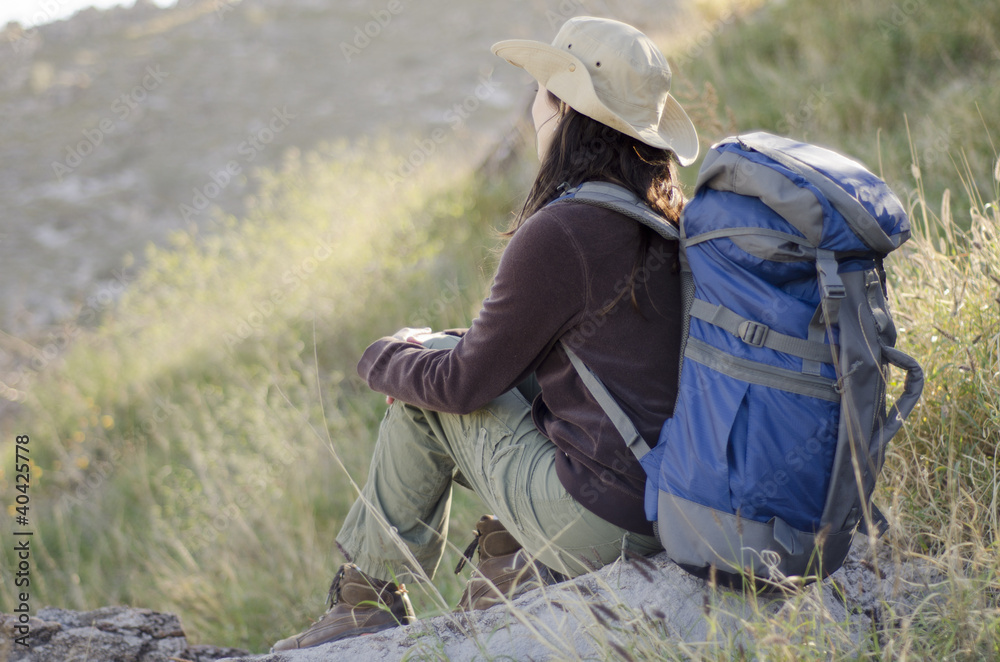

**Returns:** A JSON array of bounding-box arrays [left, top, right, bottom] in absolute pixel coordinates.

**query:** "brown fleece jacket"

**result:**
[[357, 200, 683, 535]]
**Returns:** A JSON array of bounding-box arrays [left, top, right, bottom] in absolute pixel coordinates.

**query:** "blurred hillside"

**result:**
[[0, 0, 686, 336]]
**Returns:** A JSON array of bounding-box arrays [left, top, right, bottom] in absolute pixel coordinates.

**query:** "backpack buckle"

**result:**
[[737, 320, 769, 348], [816, 252, 846, 300], [821, 282, 847, 299]]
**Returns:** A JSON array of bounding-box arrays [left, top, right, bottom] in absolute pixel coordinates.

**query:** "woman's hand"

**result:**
[[385, 327, 432, 404], [390, 326, 432, 343]]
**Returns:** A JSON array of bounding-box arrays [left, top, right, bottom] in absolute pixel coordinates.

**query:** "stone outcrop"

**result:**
[[0, 538, 941, 661], [219, 538, 940, 661], [0, 606, 248, 662]]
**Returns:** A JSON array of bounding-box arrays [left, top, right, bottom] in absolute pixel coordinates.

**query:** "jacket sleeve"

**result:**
[[357, 208, 587, 414]]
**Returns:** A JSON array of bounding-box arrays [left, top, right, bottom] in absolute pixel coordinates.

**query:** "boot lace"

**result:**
[[325, 565, 347, 610], [454, 529, 483, 574]]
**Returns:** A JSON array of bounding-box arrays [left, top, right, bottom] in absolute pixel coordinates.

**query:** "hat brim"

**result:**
[[492, 38, 699, 166]]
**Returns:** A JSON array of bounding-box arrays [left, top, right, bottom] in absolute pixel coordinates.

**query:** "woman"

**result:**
[[273, 15, 699, 651]]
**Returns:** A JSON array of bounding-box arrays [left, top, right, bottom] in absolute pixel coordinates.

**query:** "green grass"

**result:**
[[0, 139, 527, 650], [2, 0, 999, 657], [670, 0, 1000, 215]]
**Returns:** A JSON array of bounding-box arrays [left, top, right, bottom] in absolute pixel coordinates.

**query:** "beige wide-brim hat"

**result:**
[[492, 16, 699, 166]]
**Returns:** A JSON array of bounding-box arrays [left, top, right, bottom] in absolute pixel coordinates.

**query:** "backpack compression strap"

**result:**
[[688, 299, 838, 364]]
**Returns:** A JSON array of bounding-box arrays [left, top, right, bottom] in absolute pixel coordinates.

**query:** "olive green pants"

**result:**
[[337, 334, 661, 584]]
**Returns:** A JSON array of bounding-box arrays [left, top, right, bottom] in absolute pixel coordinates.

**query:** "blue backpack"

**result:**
[[558, 132, 924, 582]]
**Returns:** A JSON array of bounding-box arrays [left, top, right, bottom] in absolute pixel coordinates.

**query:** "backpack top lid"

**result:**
[[694, 132, 910, 256]]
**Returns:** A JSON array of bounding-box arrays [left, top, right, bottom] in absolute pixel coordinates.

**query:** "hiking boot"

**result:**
[[271, 564, 415, 651], [454, 515, 565, 611]]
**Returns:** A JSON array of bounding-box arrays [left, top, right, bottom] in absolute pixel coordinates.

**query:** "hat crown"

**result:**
[[490, 16, 699, 164], [551, 17, 672, 125]]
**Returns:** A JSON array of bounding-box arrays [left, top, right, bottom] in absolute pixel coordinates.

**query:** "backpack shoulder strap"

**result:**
[[551, 183, 677, 464], [549, 181, 680, 242], [562, 344, 652, 462]]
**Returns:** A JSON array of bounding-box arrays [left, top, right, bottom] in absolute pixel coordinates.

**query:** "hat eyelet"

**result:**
[[595, 61, 601, 67]]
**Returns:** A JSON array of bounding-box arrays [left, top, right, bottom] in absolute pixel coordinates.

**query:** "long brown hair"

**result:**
[[510, 92, 685, 312]]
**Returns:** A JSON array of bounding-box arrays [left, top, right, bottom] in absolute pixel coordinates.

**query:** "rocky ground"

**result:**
[[1, 538, 942, 661], [0, 605, 247, 662]]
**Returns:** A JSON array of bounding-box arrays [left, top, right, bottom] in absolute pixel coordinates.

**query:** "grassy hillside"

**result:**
[[671, 0, 999, 214], [0, 140, 529, 649], [2, 0, 998, 657], [0, 0, 537, 334]]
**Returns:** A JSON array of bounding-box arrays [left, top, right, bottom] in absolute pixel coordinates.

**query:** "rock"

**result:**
[[182, 644, 259, 662], [0, 605, 249, 662], [217, 538, 942, 661], [0, 539, 941, 662]]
